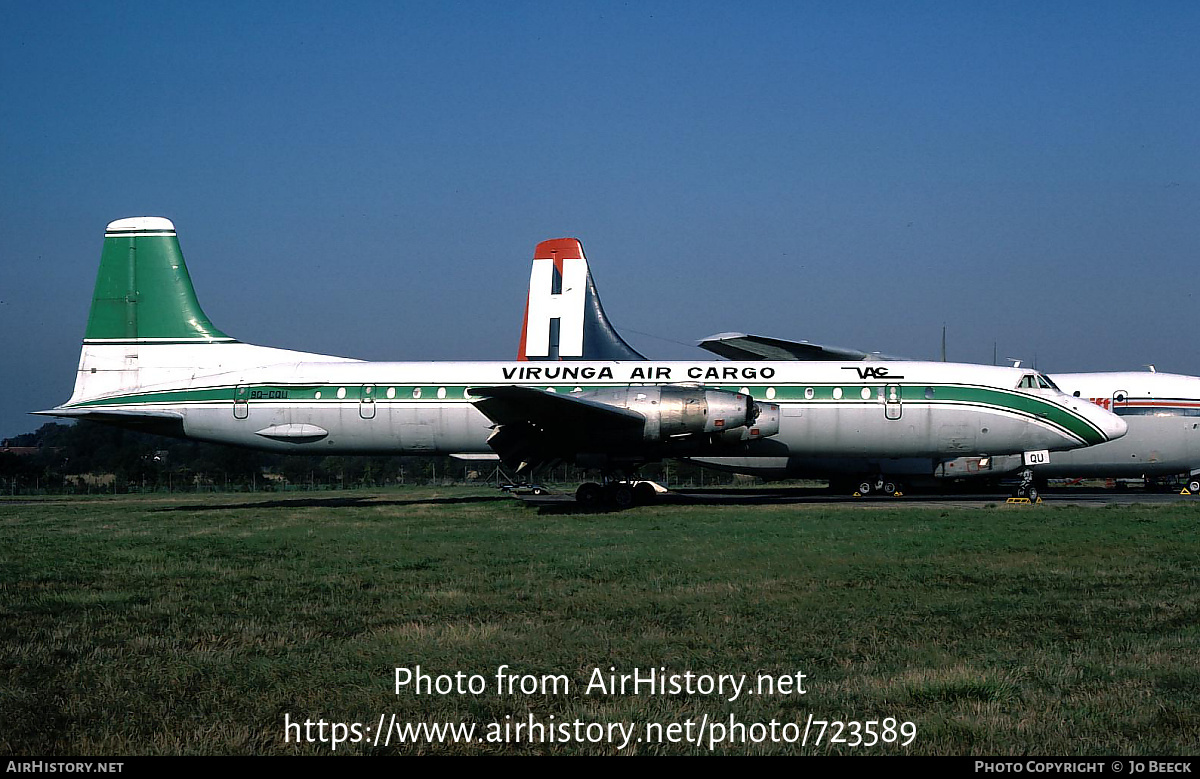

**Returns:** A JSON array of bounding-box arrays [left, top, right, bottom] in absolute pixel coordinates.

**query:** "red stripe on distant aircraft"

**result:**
[[1121, 400, 1200, 407]]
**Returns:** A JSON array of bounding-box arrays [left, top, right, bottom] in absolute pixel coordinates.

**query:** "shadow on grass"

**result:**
[[529, 488, 846, 515], [151, 486, 1159, 515], [154, 494, 512, 512]]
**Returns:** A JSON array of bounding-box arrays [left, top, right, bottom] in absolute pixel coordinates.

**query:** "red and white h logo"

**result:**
[[522, 250, 587, 358]]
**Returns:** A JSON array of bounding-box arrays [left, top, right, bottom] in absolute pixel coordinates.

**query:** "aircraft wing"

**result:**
[[468, 385, 646, 473], [696, 332, 905, 362]]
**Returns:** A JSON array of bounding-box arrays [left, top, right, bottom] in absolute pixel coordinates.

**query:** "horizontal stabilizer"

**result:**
[[32, 407, 186, 437]]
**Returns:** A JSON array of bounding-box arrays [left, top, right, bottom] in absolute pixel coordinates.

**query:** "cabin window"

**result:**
[[925, 387, 935, 399], [804, 387, 814, 400]]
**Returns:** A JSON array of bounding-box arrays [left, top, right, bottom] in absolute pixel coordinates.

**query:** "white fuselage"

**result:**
[[58, 343, 1125, 461], [1038, 372, 1200, 478], [694, 370, 1200, 483]]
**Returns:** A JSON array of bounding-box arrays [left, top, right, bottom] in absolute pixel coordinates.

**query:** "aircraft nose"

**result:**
[[1105, 411, 1128, 441], [1090, 403, 1127, 442], [1067, 396, 1126, 443]]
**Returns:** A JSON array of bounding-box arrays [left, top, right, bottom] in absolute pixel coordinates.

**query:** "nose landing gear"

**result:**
[[1006, 467, 1043, 503]]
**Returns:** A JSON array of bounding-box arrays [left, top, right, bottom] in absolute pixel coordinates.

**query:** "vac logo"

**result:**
[[842, 366, 904, 380], [524, 257, 587, 357]]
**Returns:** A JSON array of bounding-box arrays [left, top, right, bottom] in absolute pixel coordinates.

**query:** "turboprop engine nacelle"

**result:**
[[576, 386, 780, 443]]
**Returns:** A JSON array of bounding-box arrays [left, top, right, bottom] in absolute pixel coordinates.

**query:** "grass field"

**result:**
[[1, 488, 1197, 755]]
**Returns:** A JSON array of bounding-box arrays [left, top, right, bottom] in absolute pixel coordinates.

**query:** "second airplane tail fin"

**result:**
[[517, 238, 646, 361]]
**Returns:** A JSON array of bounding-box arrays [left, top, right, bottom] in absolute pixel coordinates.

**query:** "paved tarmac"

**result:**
[[521, 487, 1200, 510]]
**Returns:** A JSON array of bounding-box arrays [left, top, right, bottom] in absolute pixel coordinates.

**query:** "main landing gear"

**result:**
[[839, 475, 902, 497], [856, 477, 900, 497], [575, 479, 658, 509]]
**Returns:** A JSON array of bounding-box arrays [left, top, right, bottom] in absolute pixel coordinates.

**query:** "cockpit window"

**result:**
[[1037, 374, 1061, 391], [1017, 373, 1061, 391]]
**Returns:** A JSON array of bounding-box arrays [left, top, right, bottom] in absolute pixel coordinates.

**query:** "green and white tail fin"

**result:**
[[84, 217, 235, 344], [44, 217, 354, 416]]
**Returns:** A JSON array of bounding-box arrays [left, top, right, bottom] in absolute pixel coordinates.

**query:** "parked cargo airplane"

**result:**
[[514, 241, 1146, 500], [697, 334, 1200, 493], [39, 219, 1125, 507], [513, 237, 1131, 502]]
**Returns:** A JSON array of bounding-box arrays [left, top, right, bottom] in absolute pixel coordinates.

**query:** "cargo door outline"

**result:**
[[939, 423, 976, 453], [884, 384, 902, 420], [1113, 389, 1129, 414], [359, 384, 377, 419], [234, 384, 249, 420], [402, 410, 437, 451]]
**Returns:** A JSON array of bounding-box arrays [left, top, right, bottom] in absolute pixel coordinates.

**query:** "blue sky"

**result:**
[[1, 1, 1197, 438]]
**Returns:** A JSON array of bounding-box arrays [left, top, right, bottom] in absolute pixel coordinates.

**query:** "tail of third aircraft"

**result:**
[[517, 238, 646, 361]]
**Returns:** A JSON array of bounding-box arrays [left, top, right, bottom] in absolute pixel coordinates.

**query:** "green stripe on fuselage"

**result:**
[[66, 381, 1105, 445]]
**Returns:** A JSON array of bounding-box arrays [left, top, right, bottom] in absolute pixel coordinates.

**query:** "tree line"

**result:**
[[0, 422, 738, 495]]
